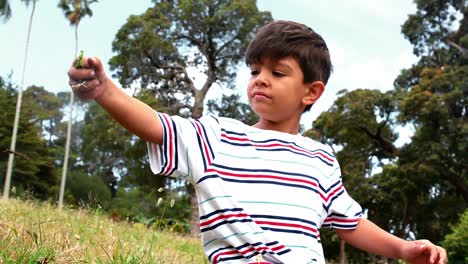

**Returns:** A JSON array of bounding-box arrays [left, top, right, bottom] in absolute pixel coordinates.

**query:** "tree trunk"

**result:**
[[188, 93, 205, 236], [58, 21, 79, 209], [188, 184, 200, 236], [398, 198, 409, 238], [339, 238, 346, 264], [3, 0, 36, 199]]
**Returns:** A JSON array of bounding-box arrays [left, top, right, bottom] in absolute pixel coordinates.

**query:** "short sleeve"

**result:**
[[321, 159, 362, 229], [147, 112, 220, 184]]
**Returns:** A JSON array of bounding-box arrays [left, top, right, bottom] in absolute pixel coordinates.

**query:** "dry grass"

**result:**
[[0, 198, 208, 263]]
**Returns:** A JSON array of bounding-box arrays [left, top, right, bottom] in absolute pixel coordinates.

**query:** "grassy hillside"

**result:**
[[0, 199, 207, 263]]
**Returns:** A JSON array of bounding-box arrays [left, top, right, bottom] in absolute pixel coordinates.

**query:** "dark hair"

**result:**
[[245, 20, 333, 112]]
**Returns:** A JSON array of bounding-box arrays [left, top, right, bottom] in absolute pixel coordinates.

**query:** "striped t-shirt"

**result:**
[[148, 113, 362, 264]]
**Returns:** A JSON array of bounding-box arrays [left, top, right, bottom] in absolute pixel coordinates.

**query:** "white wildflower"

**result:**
[[157, 197, 164, 206]]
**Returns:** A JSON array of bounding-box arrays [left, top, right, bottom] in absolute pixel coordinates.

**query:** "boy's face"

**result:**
[[247, 56, 320, 124]]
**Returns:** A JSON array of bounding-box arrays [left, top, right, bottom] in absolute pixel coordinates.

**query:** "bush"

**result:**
[[66, 171, 112, 208], [442, 210, 468, 263]]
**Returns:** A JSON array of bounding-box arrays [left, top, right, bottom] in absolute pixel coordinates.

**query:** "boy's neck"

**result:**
[[253, 117, 301, 135]]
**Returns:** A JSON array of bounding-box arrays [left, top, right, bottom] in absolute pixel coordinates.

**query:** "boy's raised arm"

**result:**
[[336, 218, 447, 264], [68, 55, 163, 145]]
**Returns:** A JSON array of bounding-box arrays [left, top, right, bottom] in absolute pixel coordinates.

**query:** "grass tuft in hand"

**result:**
[[75, 50, 84, 69]]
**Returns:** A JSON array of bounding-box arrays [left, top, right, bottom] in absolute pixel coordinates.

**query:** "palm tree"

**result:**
[[57, 0, 97, 209], [0, 0, 12, 21], [2, 0, 38, 200]]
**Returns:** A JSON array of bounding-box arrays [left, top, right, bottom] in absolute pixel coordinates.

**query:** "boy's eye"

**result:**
[[250, 70, 259, 76], [273, 71, 285, 77]]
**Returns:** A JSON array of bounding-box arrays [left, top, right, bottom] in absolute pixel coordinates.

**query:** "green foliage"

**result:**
[[58, 0, 98, 26], [396, 0, 467, 207], [0, 0, 36, 22], [110, 186, 190, 227], [66, 170, 112, 208], [109, 0, 272, 117], [109, 187, 159, 221], [0, 79, 59, 199], [80, 101, 133, 197], [310, 89, 398, 212], [122, 90, 169, 191], [313, 89, 398, 159], [401, 0, 462, 58], [151, 218, 189, 234], [308, 1, 467, 262], [23, 85, 63, 143], [0, 0, 12, 22], [443, 210, 468, 262]]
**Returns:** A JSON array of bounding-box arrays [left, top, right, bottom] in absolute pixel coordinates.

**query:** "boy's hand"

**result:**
[[402, 240, 447, 264], [68, 54, 109, 100]]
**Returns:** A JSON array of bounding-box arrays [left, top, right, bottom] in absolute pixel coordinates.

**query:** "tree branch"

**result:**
[[175, 34, 209, 58], [145, 52, 198, 95], [214, 32, 242, 59], [358, 125, 398, 155], [3, 149, 31, 160], [447, 40, 468, 58]]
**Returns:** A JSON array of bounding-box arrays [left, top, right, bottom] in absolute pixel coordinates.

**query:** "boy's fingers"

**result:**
[[68, 67, 96, 81], [417, 241, 446, 264], [87, 57, 103, 72], [437, 246, 447, 264], [87, 56, 97, 67], [70, 55, 99, 69], [428, 244, 438, 264], [78, 80, 101, 100], [69, 79, 99, 96]]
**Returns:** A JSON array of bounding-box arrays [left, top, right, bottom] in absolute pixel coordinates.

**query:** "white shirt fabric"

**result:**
[[148, 113, 362, 264]]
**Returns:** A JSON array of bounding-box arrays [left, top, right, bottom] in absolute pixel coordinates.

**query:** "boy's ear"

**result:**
[[303, 81, 325, 105]]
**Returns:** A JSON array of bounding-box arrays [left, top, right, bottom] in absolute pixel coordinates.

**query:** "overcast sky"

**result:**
[[0, 0, 418, 129]]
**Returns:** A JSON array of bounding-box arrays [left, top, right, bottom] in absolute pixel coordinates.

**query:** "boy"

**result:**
[[68, 20, 447, 263]]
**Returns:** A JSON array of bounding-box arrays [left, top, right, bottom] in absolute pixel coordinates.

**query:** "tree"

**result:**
[[0, 0, 12, 21], [79, 101, 132, 198], [0, 78, 59, 199], [393, 0, 467, 243], [119, 90, 169, 192], [109, 0, 272, 235], [307, 1, 467, 261], [398, 0, 468, 203], [23, 85, 64, 143], [66, 170, 112, 208], [309, 86, 465, 262], [309, 89, 400, 262], [2, 0, 37, 200], [443, 209, 468, 262], [57, 0, 98, 209]]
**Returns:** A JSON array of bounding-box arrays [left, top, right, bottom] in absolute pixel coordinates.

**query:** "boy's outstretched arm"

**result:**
[[68, 55, 163, 145], [336, 218, 447, 264]]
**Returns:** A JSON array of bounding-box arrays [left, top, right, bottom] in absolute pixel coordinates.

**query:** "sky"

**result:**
[[0, 0, 418, 130]]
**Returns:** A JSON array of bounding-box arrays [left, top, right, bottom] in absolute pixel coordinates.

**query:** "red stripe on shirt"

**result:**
[[253, 142, 334, 163], [207, 168, 319, 188], [322, 183, 344, 203], [161, 114, 174, 175], [323, 217, 360, 224], [254, 220, 318, 234], [194, 121, 212, 165], [200, 213, 250, 227]]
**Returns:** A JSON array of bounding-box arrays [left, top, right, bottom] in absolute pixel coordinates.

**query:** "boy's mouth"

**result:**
[[253, 91, 270, 99]]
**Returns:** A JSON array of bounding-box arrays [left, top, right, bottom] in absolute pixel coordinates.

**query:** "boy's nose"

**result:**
[[254, 71, 269, 86]]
